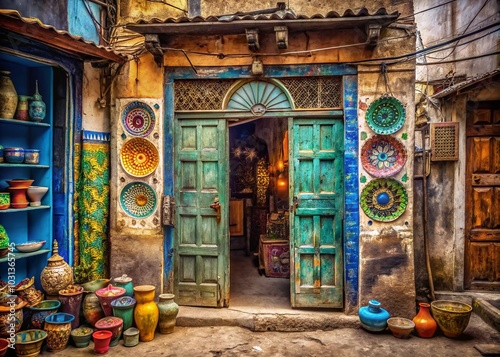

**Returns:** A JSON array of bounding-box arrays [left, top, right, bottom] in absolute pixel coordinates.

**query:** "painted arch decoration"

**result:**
[[223, 79, 293, 114]]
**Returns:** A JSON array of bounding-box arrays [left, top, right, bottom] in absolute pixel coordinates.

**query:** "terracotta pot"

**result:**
[[43, 312, 74, 351], [93, 330, 112, 355], [133, 285, 158, 342], [413, 302, 437, 338], [157, 293, 179, 334]]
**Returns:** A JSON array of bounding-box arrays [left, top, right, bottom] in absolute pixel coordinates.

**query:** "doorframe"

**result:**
[[163, 65, 360, 312]]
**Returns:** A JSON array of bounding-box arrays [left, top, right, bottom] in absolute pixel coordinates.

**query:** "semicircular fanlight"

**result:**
[[226, 80, 292, 115]]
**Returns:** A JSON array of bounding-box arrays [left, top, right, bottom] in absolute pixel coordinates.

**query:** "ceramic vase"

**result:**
[[40, 240, 74, 299], [358, 299, 391, 332], [413, 302, 437, 338], [58, 285, 84, 329], [93, 330, 113, 355], [83, 292, 105, 327], [111, 296, 136, 330], [15, 95, 30, 121], [157, 293, 179, 334], [0, 300, 26, 338], [95, 284, 126, 317], [28, 80, 46, 122], [113, 274, 134, 297], [0, 70, 18, 119], [43, 312, 74, 351], [29, 299, 60, 329], [95, 316, 123, 347], [133, 285, 159, 342]]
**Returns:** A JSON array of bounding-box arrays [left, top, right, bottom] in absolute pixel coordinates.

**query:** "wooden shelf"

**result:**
[[0, 249, 50, 263], [0, 163, 49, 169], [0, 206, 50, 214]]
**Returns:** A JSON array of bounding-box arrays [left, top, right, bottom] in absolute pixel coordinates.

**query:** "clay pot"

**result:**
[[111, 296, 136, 331], [70, 326, 94, 348], [29, 299, 60, 329], [0, 71, 18, 119], [430, 300, 472, 338], [28, 80, 46, 122], [58, 284, 84, 329], [93, 330, 112, 355], [95, 284, 126, 317], [358, 299, 390, 332], [15, 276, 44, 307], [413, 302, 437, 338], [14, 329, 47, 357], [123, 327, 139, 347], [0, 300, 26, 338], [43, 312, 74, 351], [95, 316, 123, 347], [82, 292, 105, 327], [15, 95, 30, 121], [133, 285, 158, 342], [113, 274, 134, 297], [27, 186, 47, 206], [157, 293, 179, 334], [40, 240, 73, 299]]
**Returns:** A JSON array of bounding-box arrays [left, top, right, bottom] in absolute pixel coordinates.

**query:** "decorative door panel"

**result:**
[[290, 118, 344, 308], [174, 118, 229, 307], [465, 102, 500, 289]]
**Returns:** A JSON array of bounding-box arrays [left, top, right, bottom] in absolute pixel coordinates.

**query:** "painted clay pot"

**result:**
[[95, 316, 123, 347], [81, 279, 110, 293], [111, 296, 136, 330], [93, 330, 112, 355], [95, 284, 126, 317], [15, 277, 44, 307], [430, 300, 472, 338], [14, 329, 47, 357], [15, 95, 30, 121], [133, 285, 158, 342], [82, 292, 105, 327], [3, 148, 24, 164], [157, 293, 179, 334], [0, 71, 18, 119], [43, 312, 74, 351], [0, 300, 26, 338], [413, 302, 437, 338], [40, 240, 74, 299], [28, 80, 46, 122], [358, 299, 391, 332], [113, 274, 134, 297], [58, 284, 84, 329], [29, 299, 60, 329], [70, 326, 94, 348]]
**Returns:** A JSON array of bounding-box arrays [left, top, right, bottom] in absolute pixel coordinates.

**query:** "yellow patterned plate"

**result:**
[[120, 138, 159, 177]]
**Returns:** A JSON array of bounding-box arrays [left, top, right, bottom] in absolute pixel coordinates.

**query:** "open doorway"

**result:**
[[228, 118, 291, 309]]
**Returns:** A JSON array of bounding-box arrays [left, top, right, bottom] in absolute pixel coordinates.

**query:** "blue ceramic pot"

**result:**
[[24, 149, 40, 164], [4, 147, 24, 163], [111, 296, 136, 331], [30, 300, 61, 329], [358, 299, 390, 332]]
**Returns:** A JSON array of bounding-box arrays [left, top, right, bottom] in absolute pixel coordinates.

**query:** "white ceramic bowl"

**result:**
[[15, 240, 46, 253], [27, 186, 48, 206]]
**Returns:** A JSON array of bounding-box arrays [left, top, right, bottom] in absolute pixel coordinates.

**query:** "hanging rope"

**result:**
[[381, 62, 394, 97]]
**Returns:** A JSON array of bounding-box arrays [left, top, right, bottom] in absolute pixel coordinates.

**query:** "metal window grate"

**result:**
[[430, 122, 459, 161], [174, 77, 342, 110]]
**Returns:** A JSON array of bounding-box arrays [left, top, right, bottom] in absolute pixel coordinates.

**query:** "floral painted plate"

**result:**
[[361, 135, 407, 177], [366, 95, 406, 134], [120, 138, 159, 177], [119, 182, 157, 218], [360, 178, 408, 222], [121, 101, 156, 137]]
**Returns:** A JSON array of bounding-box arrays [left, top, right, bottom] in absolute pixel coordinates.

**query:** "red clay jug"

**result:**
[[413, 302, 437, 338]]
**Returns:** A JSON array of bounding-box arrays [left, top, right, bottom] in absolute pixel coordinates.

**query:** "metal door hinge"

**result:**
[[163, 195, 175, 226]]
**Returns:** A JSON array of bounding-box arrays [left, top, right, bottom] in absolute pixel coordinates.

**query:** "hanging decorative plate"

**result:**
[[121, 101, 156, 137], [360, 178, 408, 222], [120, 182, 157, 218], [361, 135, 407, 177], [366, 95, 406, 134], [120, 138, 159, 177]]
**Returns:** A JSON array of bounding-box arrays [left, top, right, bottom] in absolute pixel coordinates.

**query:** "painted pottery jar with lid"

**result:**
[[133, 285, 159, 342], [0, 70, 18, 119], [413, 302, 437, 338], [113, 274, 134, 297], [358, 299, 391, 332], [40, 240, 74, 299], [157, 293, 179, 334]]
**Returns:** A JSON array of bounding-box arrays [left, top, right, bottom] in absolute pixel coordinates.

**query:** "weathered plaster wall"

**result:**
[[82, 63, 109, 133]]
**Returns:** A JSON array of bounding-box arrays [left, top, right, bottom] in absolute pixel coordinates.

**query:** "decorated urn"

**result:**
[[40, 240, 73, 299]]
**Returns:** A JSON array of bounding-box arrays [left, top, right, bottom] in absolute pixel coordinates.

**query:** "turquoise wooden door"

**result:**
[[290, 118, 344, 308], [173, 117, 229, 307]]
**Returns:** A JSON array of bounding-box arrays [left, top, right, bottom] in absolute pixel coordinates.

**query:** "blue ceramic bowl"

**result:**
[[45, 312, 75, 324], [4, 147, 24, 163], [24, 149, 40, 164]]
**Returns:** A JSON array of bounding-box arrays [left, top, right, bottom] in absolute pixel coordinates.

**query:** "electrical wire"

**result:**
[[417, 50, 500, 65], [399, 0, 456, 21]]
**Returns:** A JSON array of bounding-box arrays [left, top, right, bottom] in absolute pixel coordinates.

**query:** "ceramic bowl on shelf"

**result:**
[[3, 147, 24, 163], [27, 186, 48, 206], [24, 149, 40, 164], [6, 179, 34, 188], [387, 317, 415, 338], [15, 240, 46, 253]]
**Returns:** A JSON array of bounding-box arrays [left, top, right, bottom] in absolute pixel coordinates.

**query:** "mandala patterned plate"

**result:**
[[120, 138, 159, 177], [120, 182, 157, 218], [361, 135, 407, 177], [122, 101, 156, 137], [360, 178, 408, 222], [366, 96, 406, 134]]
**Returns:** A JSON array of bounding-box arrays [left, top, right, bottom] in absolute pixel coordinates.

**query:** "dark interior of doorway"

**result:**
[[228, 119, 290, 309]]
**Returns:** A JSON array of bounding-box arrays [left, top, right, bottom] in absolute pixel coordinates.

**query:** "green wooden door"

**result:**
[[174, 117, 229, 307], [290, 118, 344, 308]]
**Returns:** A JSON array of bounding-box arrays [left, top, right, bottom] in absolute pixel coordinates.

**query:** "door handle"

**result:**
[[210, 197, 221, 223]]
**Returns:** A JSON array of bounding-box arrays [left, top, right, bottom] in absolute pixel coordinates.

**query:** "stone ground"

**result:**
[[5, 312, 500, 357]]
